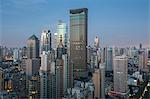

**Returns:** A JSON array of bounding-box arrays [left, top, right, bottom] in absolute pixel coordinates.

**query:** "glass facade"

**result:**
[[40, 30, 51, 54], [70, 8, 88, 79], [57, 21, 67, 47]]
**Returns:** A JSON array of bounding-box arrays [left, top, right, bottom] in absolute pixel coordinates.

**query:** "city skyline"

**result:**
[[1, 0, 149, 47], [0, 1, 150, 98]]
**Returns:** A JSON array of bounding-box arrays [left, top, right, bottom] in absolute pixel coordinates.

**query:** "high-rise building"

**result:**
[[0, 68, 4, 91], [92, 63, 105, 99], [13, 49, 19, 62], [113, 55, 128, 93], [40, 51, 56, 99], [27, 35, 39, 59], [105, 47, 113, 72], [94, 36, 100, 50], [70, 8, 88, 79], [56, 40, 66, 59], [40, 30, 51, 54], [22, 46, 27, 58], [62, 54, 70, 92], [28, 76, 40, 99], [57, 20, 68, 48], [54, 33, 58, 51], [26, 58, 40, 77], [39, 28, 57, 98], [56, 58, 64, 98], [55, 40, 72, 98], [138, 51, 146, 71]]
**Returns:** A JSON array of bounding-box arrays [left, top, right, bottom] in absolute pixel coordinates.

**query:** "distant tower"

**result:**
[[138, 51, 147, 72], [40, 30, 51, 54], [105, 47, 113, 72], [13, 49, 19, 62], [27, 35, 39, 59], [113, 55, 128, 93], [70, 8, 88, 79], [0, 68, 4, 91], [54, 33, 58, 50], [94, 36, 100, 50], [139, 43, 142, 49], [57, 20, 68, 48]]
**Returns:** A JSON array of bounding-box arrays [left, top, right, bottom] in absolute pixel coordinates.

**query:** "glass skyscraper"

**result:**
[[40, 30, 51, 54], [57, 20, 68, 48], [27, 35, 39, 59], [70, 8, 88, 79]]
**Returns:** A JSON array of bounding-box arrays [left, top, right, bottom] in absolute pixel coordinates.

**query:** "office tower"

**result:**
[[0, 68, 4, 91], [113, 55, 128, 93], [92, 69, 100, 98], [26, 58, 40, 77], [139, 43, 142, 49], [0, 46, 8, 60], [57, 20, 68, 48], [40, 30, 51, 54], [99, 63, 105, 99], [13, 49, 19, 62], [62, 54, 69, 92], [0, 46, 3, 60], [22, 46, 27, 58], [57, 40, 66, 59], [139, 50, 148, 72], [40, 29, 56, 98], [105, 47, 113, 72], [56, 58, 64, 98], [40, 51, 51, 98], [146, 48, 150, 64], [56, 41, 71, 98], [28, 76, 40, 99], [92, 63, 105, 99], [27, 35, 39, 59], [54, 33, 58, 51], [138, 51, 145, 71], [70, 8, 88, 79], [94, 36, 100, 50]]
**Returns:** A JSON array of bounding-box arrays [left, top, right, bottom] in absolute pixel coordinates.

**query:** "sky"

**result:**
[[0, 0, 149, 48]]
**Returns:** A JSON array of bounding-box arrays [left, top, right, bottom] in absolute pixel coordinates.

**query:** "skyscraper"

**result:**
[[70, 8, 88, 79], [105, 47, 113, 72], [40, 51, 56, 98], [27, 35, 39, 59], [13, 48, 19, 62], [26, 35, 40, 98], [39, 29, 57, 98], [26, 58, 40, 76], [113, 55, 128, 93], [57, 20, 68, 48], [92, 63, 105, 99], [94, 36, 100, 50], [40, 30, 51, 54], [0, 67, 4, 91], [56, 58, 64, 98]]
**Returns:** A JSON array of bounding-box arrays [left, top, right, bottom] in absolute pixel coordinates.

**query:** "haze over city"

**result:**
[[1, 0, 149, 47]]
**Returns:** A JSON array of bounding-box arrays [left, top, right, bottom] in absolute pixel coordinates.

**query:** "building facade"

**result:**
[[40, 30, 51, 54], [70, 8, 88, 79], [57, 20, 68, 48], [113, 55, 128, 93], [27, 35, 39, 59]]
